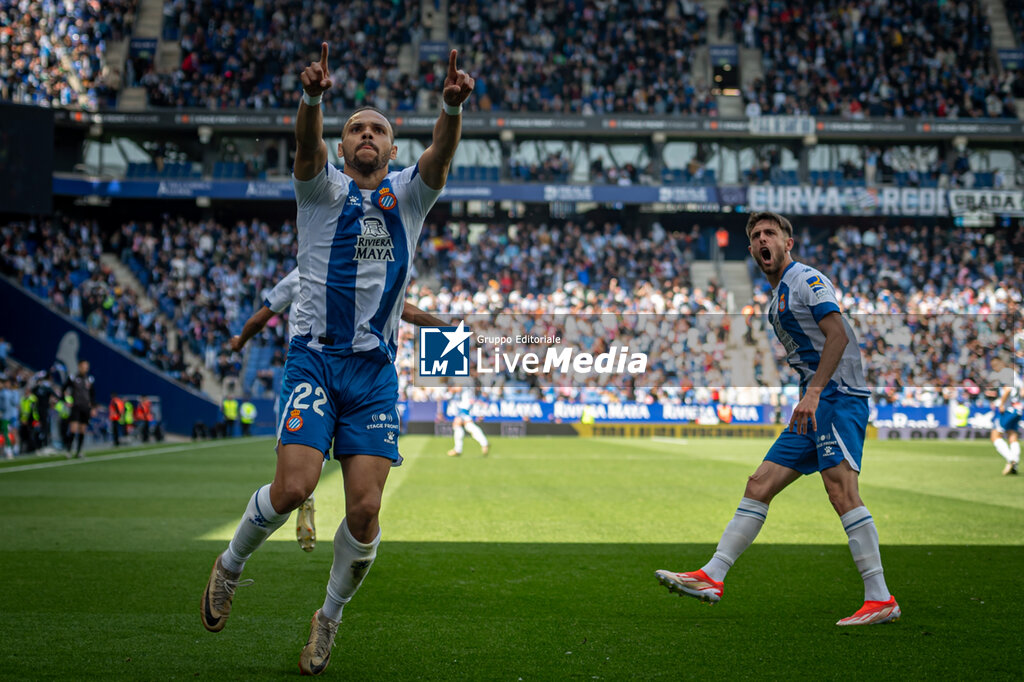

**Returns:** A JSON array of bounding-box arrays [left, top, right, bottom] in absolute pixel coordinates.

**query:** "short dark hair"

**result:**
[[745, 211, 794, 240], [344, 106, 395, 141]]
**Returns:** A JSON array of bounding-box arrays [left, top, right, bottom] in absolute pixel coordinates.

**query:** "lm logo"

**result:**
[[419, 321, 472, 377]]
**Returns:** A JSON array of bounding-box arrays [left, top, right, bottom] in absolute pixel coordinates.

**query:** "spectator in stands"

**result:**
[[0, 0, 137, 110], [734, 0, 1017, 120]]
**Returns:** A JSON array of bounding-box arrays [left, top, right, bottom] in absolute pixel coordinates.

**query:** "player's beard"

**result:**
[[345, 144, 390, 175]]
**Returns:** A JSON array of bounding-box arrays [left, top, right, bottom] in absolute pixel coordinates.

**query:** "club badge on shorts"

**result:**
[[285, 409, 303, 432]]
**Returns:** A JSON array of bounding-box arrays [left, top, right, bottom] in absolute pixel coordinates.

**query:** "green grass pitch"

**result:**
[[1, 435, 1022, 680]]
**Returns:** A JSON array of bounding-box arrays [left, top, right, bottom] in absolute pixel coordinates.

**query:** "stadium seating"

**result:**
[[0, 0, 137, 110], [730, 0, 1018, 119], [126, 162, 202, 179]]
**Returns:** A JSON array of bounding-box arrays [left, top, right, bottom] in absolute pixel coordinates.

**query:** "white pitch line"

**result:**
[[0, 437, 271, 474]]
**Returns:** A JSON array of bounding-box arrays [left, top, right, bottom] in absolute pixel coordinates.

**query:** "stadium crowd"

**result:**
[[1, 217, 199, 388], [111, 215, 298, 383], [446, 0, 715, 115], [3, 0, 1021, 121], [0, 0, 137, 110], [728, 0, 1020, 119], [3, 211, 1018, 413], [146, 0, 421, 110]]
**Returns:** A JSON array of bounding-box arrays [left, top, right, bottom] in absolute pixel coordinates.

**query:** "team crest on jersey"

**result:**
[[285, 409, 303, 432], [354, 217, 395, 262], [377, 187, 397, 210]]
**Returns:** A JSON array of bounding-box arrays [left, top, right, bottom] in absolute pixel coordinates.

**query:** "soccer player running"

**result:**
[[201, 43, 473, 675], [656, 211, 900, 627], [987, 355, 1020, 475], [447, 392, 489, 457], [230, 268, 450, 551]]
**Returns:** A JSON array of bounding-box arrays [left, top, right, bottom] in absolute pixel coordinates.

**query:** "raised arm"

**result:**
[[402, 302, 449, 328], [418, 50, 475, 190], [294, 42, 332, 181]]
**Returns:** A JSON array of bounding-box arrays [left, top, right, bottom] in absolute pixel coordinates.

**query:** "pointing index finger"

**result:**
[[320, 42, 329, 70], [448, 49, 458, 79]]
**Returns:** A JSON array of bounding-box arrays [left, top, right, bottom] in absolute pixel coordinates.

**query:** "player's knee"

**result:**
[[275, 480, 315, 512], [743, 476, 772, 503], [346, 493, 382, 524], [825, 485, 860, 514]]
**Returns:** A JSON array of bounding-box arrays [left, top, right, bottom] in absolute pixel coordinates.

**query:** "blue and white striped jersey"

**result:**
[[767, 261, 869, 398], [263, 267, 300, 339], [292, 163, 441, 361], [990, 366, 1023, 411]]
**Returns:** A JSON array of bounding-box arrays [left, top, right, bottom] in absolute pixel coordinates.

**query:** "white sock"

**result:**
[[994, 438, 1012, 461], [321, 518, 380, 622], [465, 421, 488, 447], [841, 506, 890, 602], [701, 497, 769, 582], [452, 425, 465, 453], [221, 484, 290, 574], [1010, 441, 1020, 463]]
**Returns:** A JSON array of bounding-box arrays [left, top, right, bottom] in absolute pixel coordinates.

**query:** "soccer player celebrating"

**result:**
[[656, 211, 900, 627], [230, 267, 449, 552], [202, 43, 473, 675]]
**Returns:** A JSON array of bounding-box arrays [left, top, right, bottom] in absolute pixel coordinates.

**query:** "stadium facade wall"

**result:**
[[0, 277, 218, 435], [51, 176, 1024, 218]]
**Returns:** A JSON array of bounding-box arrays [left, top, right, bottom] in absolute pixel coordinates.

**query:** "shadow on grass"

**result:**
[[1, 542, 1022, 680]]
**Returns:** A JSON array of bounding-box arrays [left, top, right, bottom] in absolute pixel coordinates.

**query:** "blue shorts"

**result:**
[[997, 409, 1021, 434], [765, 393, 868, 475], [277, 340, 402, 464]]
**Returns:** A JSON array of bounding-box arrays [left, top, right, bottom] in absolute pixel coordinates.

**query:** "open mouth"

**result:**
[[760, 247, 772, 262]]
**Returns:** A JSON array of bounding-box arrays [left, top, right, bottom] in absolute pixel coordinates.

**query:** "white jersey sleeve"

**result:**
[[263, 267, 300, 314], [391, 164, 442, 247]]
